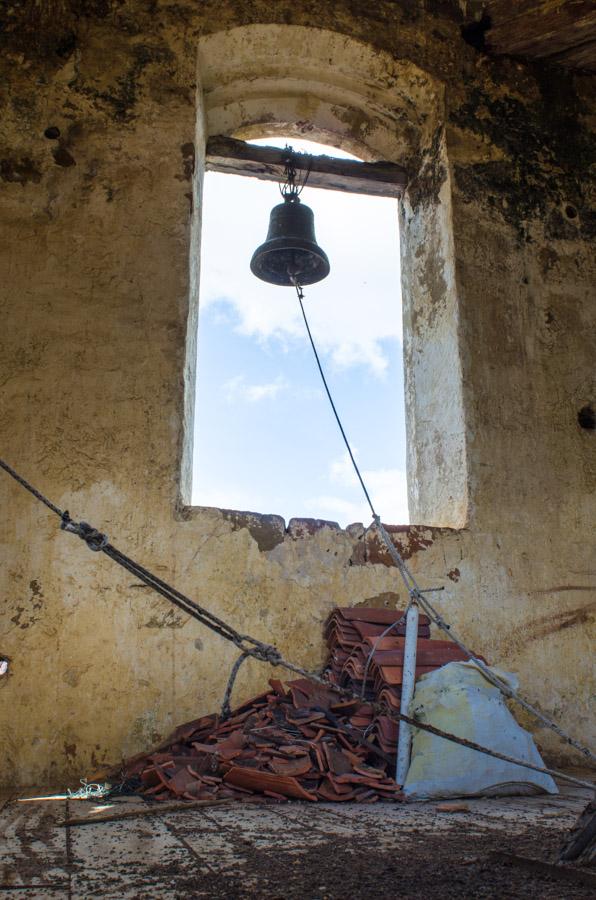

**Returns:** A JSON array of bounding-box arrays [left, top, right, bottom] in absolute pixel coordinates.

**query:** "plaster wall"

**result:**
[[0, 1, 594, 785]]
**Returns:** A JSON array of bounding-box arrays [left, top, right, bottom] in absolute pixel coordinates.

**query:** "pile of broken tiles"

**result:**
[[120, 607, 469, 803]]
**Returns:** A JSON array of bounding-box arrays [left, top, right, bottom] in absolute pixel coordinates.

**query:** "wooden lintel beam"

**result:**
[[205, 136, 407, 198], [484, 0, 596, 70]]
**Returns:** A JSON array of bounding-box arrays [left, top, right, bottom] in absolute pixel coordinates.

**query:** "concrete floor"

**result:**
[[1, 778, 594, 899]]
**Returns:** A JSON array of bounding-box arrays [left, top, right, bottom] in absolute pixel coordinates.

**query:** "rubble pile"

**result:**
[[120, 607, 469, 803]]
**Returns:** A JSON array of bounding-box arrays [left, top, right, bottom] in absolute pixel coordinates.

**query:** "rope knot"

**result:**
[[61, 513, 108, 551], [263, 645, 283, 665], [250, 643, 283, 666]]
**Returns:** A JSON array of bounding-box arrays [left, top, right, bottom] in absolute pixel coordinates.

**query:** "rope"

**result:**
[[1, 457, 594, 790], [0, 458, 64, 518], [221, 652, 249, 720], [294, 285, 596, 764], [0, 458, 281, 667]]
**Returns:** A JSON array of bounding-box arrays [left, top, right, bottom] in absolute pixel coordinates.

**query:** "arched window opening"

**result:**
[[192, 137, 408, 526], [182, 24, 470, 529]]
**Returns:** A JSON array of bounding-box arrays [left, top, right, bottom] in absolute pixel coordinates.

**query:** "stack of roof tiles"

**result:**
[[324, 607, 470, 760], [118, 607, 471, 803]]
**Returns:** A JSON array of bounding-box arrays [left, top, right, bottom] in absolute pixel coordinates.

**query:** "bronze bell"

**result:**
[[250, 196, 330, 287]]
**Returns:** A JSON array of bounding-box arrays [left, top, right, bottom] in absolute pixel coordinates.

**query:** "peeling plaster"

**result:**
[[0, 3, 594, 784]]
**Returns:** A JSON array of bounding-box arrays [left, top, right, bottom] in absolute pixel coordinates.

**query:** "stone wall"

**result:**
[[0, 1, 594, 785]]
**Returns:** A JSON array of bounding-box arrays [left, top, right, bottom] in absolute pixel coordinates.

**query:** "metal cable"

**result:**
[[294, 285, 596, 764], [375, 517, 596, 763], [294, 282, 377, 518], [0, 456, 594, 789], [359, 606, 410, 700]]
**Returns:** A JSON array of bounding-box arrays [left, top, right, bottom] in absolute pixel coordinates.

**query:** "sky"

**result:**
[[192, 137, 408, 527]]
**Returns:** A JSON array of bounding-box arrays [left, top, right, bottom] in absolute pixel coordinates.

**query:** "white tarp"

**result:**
[[403, 660, 558, 799]]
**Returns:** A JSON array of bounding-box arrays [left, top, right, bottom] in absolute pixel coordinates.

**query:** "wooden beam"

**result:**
[[484, 0, 596, 71], [59, 797, 237, 827], [205, 136, 407, 198]]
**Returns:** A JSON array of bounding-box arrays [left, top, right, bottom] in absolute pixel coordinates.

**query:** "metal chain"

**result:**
[[280, 148, 298, 199], [280, 146, 313, 200]]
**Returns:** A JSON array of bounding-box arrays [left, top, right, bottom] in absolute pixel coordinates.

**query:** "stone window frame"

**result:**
[[180, 24, 469, 530]]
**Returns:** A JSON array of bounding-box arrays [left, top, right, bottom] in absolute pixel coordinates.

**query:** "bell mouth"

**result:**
[[250, 239, 330, 287]]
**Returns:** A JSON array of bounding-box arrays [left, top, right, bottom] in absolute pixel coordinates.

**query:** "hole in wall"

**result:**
[[55, 31, 77, 60], [564, 204, 578, 220], [578, 405, 595, 430], [44, 126, 61, 140], [461, 12, 492, 51]]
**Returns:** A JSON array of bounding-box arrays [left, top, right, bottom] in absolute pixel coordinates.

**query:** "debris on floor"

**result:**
[[436, 801, 470, 813], [4, 779, 596, 899], [115, 607, 471, 803]]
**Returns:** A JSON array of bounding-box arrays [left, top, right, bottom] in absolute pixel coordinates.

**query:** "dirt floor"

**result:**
[[2, 778, 594, 898]]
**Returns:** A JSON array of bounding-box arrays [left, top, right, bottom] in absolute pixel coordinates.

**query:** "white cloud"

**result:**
[[199, 158, 402, 379], [317, 452, 409, 526], [193, 449, 409, 527], [330, 451, 360, 485], [196, 482, 270, 514], [302, 494, 368, 526], [329, 340, 389, 377], [223, 374, 287, 403]]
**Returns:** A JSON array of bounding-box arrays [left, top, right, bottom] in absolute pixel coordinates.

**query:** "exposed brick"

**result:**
[[287, 517, 340, 539], [350, 524, 436, 567], [220, 509, 286, 551]]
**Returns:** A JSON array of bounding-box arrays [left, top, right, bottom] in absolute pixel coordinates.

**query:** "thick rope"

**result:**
[[221, 652, 249, 720], [294, 285, 596, 765], [0, 458, 64, 518], [1, 458, 594, 790]]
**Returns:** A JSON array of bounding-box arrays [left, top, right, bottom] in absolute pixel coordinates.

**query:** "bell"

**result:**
[[250, 196, 330, 287]]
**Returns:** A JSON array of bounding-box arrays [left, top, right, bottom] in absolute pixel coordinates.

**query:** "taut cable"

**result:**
[[0, 455, 594, 784]]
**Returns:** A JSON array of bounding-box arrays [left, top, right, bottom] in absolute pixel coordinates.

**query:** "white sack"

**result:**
[[403, 660, 558, 799]]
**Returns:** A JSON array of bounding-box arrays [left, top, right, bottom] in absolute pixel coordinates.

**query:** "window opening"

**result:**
[[192, 137, 407, 527]]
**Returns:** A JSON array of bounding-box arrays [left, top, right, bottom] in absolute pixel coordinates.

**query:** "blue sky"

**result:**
[[192, 138, 408, 527]]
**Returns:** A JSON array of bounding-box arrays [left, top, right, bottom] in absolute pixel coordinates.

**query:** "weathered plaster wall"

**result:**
[[0, 1, 594, 785]]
